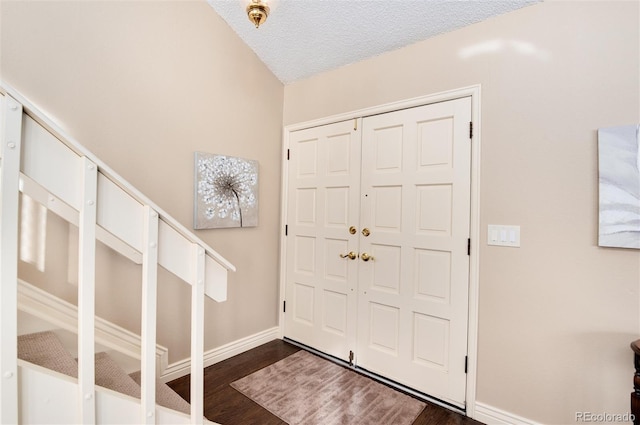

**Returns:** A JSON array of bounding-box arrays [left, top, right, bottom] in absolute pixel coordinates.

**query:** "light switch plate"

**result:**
[[488, 225, 520, 247]]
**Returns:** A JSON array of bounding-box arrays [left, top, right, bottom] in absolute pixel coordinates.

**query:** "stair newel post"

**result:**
[[141, 206, 159, 424], [191, 244, 205, 424], [0, 96, 23, 424], [78, 156, 98, 424]]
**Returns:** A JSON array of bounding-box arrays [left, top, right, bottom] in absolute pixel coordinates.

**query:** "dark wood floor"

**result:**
[[167, 339, 483, 425]]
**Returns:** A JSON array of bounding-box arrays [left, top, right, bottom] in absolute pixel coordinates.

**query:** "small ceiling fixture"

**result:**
[[246, 0, 270, 28]]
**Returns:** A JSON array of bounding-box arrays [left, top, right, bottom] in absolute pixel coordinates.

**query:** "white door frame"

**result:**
[[278, 85, 482, 418]]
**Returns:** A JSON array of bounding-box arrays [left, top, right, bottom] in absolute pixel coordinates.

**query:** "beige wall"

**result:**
[[284, 1, 639, 424], [3, 0, 639, 423], [1, 0, 284, 362]]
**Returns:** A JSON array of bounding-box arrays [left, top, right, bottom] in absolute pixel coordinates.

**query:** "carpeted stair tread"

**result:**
[[129, 370, 191, 414], [95, 352, 141, 399], [18, 331, 78, 378], [18, 331, 189, 415]]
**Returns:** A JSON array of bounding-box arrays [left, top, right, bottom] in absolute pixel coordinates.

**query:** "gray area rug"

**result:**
[[231, 350, 426, 425]]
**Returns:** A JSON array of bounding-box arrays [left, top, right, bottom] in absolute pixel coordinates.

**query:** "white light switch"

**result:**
[[488, 225, 520, 247]]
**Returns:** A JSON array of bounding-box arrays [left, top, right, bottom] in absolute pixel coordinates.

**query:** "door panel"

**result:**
[[357, 97, 471, 407], [284, 120, 361, 361], [283, 97, 471, 406]]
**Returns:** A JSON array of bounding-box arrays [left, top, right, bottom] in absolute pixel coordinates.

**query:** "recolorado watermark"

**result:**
[[575, 412, 635, 423]]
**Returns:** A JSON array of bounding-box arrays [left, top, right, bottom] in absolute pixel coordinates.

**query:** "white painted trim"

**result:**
[[160, 327, 280, 383], [474, 402, 541, 425], [466, 85, 482, 418], [17, 279, 169, 376], [276, 127, 290, 340], [278, 85, 482, 414], [284, 85, 481, 132]]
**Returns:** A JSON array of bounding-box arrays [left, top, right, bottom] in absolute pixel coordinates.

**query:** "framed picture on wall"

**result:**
[[598, 124, 640, 249], [193, 152, 259, 229]]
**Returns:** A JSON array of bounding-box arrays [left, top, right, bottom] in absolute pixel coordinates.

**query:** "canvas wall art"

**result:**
[[194, 152, 259, 229], [598, 124, 640, 249]]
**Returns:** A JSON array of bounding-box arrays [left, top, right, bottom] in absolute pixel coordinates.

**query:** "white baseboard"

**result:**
[[160, 326, 280, 383], [17, 279, 169, 375], [474, 402, 540, 425]]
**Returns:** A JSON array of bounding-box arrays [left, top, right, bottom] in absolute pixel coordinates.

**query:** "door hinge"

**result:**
[[283, 300, 286, 313], [285, 224, 288, 236], [348, 350, 354, 366], [469, 122, 473, 139], [465, 356, 468, 373], [287, 149, 290, 160], [467, 238, 471, 256], [354, 118, 357, 131]]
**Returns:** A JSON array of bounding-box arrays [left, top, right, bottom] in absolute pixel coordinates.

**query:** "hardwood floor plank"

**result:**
[[167, 339, 483, 425]]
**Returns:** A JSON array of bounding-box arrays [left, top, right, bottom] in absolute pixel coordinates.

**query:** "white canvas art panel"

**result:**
[[598, 124, 640, 249], [194, 152, 259, 229]]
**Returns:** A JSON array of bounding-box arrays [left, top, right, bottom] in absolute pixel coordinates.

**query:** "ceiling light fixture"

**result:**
[[246, 0, 270, 28]]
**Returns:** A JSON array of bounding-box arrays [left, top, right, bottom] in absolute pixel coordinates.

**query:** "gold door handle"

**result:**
[[361, 252, 374, 262], [340, 251, 357, 260], [362, 228, 370, 237]]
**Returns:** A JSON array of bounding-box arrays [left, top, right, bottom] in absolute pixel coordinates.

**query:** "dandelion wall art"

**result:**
[[194, 152, 259, 229]]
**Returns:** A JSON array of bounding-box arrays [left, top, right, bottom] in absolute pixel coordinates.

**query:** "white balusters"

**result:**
[[0, 96, 23, 424], [190, 245, 205, 424], [78, 156, 97, 424], [141, 206, 159, 424]]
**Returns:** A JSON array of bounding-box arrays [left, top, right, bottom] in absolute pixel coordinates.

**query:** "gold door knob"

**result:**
[[362, 228, 370, 237], [340, 251, 357, 260], [361, 252, 374, 262], [349, 226, 357, 235]]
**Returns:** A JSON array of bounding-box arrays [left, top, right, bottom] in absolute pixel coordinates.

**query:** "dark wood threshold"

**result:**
[[167, 339, 484, 425]]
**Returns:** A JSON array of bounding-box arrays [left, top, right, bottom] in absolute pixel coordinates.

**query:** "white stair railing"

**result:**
[[0, 85, 235, 424]]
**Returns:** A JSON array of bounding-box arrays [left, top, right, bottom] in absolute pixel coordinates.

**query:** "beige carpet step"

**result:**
[[18, 331, 190, 415], [129, 370, 191, 414], [18, 331, 78, 378], [95, 351, 141, 398]]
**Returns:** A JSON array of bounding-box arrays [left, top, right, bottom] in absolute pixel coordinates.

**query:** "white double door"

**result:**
[[283, 97, 471, 407]]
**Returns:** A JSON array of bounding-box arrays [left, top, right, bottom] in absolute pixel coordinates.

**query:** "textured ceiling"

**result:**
[[208, 0, 540, 84]]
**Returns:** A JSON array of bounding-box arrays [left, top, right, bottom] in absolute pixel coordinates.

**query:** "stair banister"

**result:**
[[0, 95, 22, 424], [1, 83, 235, 423], [1, 82, 235, 278]]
